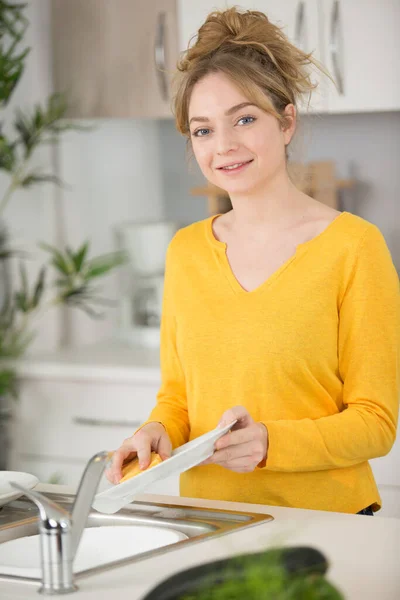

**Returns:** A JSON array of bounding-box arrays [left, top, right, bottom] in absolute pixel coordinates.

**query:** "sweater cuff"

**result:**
[[133, 420, 167, 437]]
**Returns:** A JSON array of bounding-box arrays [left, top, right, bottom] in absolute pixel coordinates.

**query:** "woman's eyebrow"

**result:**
[[189, 102, 257, 125]]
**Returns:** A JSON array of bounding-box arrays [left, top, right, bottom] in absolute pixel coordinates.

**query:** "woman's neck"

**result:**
[[227, 181, 315, 235]]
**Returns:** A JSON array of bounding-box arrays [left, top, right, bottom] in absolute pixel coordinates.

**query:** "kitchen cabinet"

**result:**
[[51, 0, 179, 118], [9, 343, 180, 496], [52, 0, 399, 118], [177, 0, 400, 114], [320, 0, 400, 113]]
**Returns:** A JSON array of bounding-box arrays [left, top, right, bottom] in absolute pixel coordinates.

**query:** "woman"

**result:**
[[107, 7, 399, 514]]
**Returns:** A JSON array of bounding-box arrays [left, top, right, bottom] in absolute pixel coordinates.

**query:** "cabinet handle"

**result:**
[[294, 1, 305, 50], [330, 0, 344, 95], [73, 416, 142, 429], [154, 11, 169, 102]]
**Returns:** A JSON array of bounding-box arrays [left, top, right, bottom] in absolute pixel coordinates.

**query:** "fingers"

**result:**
[[218, 405, 254, 429], [129, 428, 155, 470], [106, 447, 136, 484], [107, 430, 152, 484], [210, 441, 255, 466], [158, 433, 172, 460], [202, 422, 268, 473], [106, 422, 172, 485], [215, 428, 252, 451]]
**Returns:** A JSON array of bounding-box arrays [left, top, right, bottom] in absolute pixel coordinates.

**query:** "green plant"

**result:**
[[182, 550, 344, 600], [0, 1, 30, 107], [0, 2, 125, 400], [0, 92, 88, 215], [0, 241, 125, 398]]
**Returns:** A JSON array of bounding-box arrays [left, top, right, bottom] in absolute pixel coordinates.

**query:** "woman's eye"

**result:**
[[237, 116, 256, 126], [192, 128, 210, 137]]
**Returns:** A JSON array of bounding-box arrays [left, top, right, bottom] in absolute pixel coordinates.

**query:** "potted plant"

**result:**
[[0, 1, 125, 467]]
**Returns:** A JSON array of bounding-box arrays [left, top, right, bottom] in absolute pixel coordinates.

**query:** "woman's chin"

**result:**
[[216, 179, 259, 197]]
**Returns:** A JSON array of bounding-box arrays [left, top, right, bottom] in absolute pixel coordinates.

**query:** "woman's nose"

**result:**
[[215, 128, 239, 155]]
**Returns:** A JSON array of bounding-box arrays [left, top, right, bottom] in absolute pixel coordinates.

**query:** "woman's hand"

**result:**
[[105, 422, 172, 484], [202, 406, 269, 473]]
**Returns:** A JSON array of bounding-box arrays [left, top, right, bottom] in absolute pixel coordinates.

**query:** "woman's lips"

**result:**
[[217, 159, 253, 174]]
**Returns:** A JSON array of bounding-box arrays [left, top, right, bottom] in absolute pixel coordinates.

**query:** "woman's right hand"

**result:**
[[105, 422, 172, 484]]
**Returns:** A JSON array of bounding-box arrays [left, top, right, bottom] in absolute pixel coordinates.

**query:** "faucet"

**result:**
[[11, 450, 113, 595]]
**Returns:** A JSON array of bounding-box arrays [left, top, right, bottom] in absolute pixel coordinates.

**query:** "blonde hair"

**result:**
[[173, 6, 333, 149]]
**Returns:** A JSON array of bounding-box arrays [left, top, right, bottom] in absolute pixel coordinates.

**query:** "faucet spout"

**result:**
[[11, 450, 113, 594], [70, 450, 113, 557]]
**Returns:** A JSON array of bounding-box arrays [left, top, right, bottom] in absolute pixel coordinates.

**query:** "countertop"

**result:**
[[12, 339, 161, 383], [1, 484, 399, 600]]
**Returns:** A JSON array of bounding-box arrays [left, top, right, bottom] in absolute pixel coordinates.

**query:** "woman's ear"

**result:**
[[282, 103, 297, 145]]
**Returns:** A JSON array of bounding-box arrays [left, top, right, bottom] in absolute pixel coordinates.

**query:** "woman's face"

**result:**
[[188, 72, 296, 196]]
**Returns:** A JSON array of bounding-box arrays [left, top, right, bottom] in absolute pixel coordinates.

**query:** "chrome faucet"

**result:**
[[11, 450, 112, 595]]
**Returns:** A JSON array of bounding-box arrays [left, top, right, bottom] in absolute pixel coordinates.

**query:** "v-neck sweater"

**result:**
[[144, 211, 400, 514]]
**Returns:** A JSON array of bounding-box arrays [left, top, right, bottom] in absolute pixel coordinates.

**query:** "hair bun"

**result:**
[[179, 8, 282, 72]]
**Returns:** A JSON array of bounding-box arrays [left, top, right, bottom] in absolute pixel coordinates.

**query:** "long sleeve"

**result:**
[[143, 237, 190, 449], [262, 225, 400, 472]]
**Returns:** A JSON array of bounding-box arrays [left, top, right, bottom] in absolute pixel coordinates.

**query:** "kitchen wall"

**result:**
[[2, 0, 399, 351]]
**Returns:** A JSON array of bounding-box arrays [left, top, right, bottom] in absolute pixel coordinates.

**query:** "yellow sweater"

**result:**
[[145, 211, 400, 514]]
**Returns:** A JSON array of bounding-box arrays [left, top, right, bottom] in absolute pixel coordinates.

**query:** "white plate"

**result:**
[[0, 472, 39, 507], [0, 525, 188, 578], [93, 420, 237, 514]]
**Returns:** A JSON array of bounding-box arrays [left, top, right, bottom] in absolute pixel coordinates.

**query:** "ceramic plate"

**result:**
[[0, 471, 39, 508], [93, 420, 237, 514]]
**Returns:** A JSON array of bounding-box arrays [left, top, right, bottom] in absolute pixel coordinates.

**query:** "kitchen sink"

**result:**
[[0, 491, 273, 586]]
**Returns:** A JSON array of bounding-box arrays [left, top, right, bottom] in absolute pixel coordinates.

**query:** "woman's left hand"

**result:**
[[202, 406, 269, 473]]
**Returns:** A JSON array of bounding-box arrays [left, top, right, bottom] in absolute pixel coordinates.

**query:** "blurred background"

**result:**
[[0, 1, 399, 512]]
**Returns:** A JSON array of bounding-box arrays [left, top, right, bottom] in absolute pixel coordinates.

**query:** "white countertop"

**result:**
[[1, 484, 399, 600], [12, 339, 161, 383]]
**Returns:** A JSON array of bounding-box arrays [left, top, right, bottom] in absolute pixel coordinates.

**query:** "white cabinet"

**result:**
[[9, 370, 180, 496], [177, 1, 400, 114], [320, 0, 400, 114], [178, 1, 315, 52]]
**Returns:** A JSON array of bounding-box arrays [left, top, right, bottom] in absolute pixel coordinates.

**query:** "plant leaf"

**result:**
[[73, 241, 89, 272], [18, 259, 28, 295], [39, 242, 73, 275], [32, 266, 46, 308], [0, 1, 30, 107], [20, 173, 64, 188], [0, 131, 17, 171], [0, 369, 18, 399], [85, 251, 126, 279]]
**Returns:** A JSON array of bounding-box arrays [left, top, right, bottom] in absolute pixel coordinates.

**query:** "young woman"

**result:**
[[107, 7, 399, 515]]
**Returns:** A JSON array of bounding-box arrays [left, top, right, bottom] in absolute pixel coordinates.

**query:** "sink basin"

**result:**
[[0, 491, 273, 587], [0, 525, 188, 578]]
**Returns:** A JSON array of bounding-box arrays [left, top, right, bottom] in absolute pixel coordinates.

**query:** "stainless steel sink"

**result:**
[[0, 491, 273, 586]]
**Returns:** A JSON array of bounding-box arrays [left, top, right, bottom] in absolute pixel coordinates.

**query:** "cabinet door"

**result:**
[[52, 0, 178, 118], [253, 1, 326, 113], [10, 378, 159, 461], [320, 0, 400, 113], [177, 1, 326, 113]]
